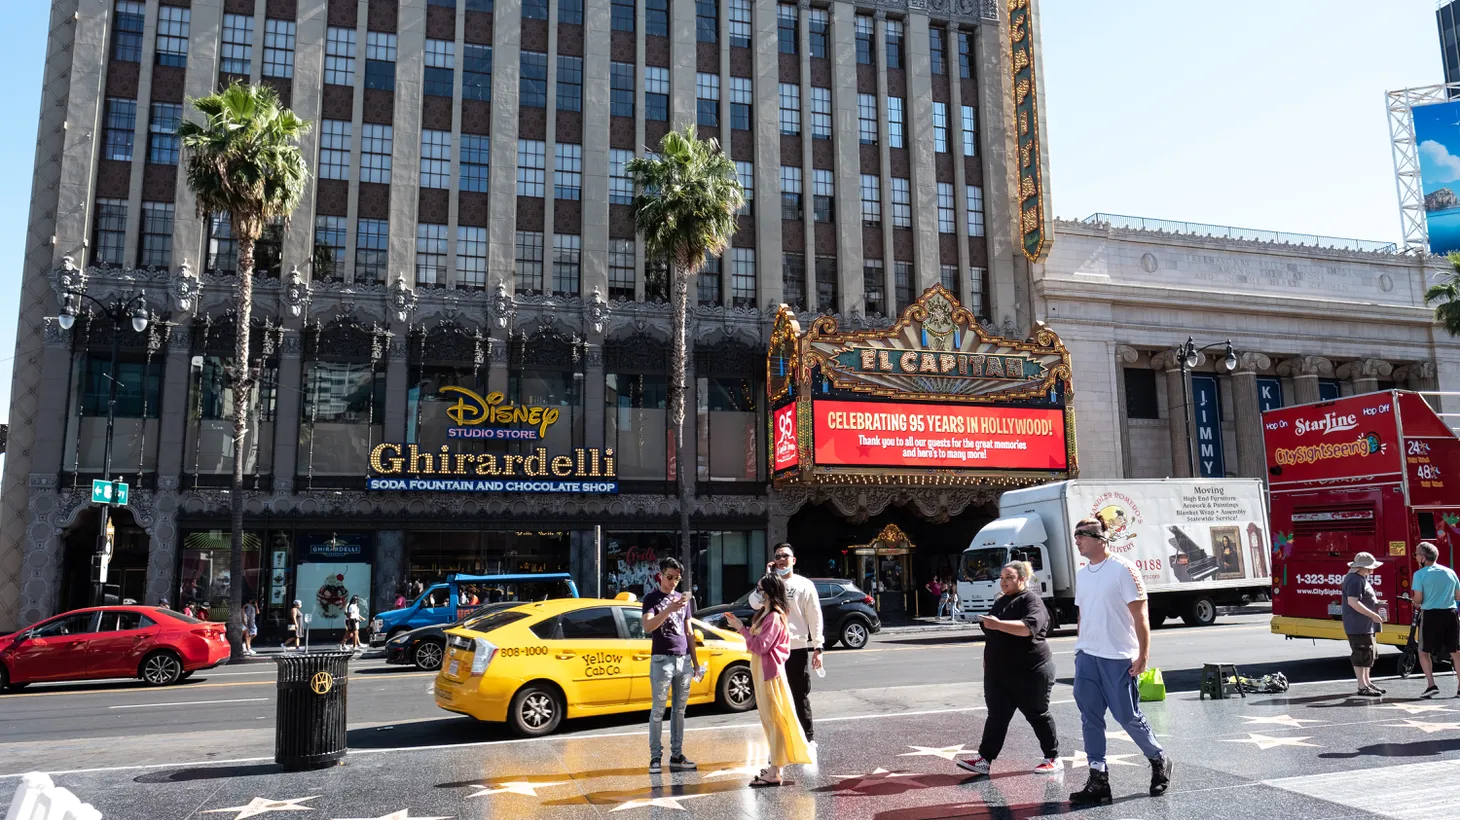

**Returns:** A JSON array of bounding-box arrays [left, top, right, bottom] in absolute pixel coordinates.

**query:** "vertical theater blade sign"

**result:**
[[1009, 0, 1047, 263]]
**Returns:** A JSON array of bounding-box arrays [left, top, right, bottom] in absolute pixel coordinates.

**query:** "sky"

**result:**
[[0, 0, 1446, 424]]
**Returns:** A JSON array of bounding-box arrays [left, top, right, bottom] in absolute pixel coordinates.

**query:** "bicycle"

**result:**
[[1398, 594, 1452, 679]]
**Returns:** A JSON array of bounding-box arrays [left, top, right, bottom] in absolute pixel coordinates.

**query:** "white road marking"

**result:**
[[109, 698, 268, 710]]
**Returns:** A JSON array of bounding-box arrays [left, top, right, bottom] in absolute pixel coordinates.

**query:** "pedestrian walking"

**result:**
[[1412, 541, 1460, 698], [158, 597, 171, 610], [1068, 516, 1172, 806], [926, 577, 944, 618], [242, 598, 259, 656], [955, 560, 1060, 777], [1343, 551, 1388, 697], [181, 602, 196, 618], [725, 573, 812, 786], [283, 599, 303, 650], [343, 596, 363, 651], [394, 589, 407, 610], [643, 557, 701, 774], [198, 603, 211, 621], [768, 543, 824, 747]]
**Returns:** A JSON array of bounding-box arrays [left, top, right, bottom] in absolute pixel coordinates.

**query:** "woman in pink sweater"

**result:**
[[725, 573, 812, 786]]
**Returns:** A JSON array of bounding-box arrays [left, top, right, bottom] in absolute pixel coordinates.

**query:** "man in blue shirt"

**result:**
[[1412, 541, 1460, 698]]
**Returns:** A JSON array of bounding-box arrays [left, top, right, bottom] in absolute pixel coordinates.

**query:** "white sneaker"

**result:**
[[807, 740, 818, 763]]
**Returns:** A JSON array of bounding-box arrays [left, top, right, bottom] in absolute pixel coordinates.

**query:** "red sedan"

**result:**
[[0, 606, 231, 691]]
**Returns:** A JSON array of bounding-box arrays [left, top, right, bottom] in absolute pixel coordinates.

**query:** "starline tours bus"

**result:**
[[1266, 390, 1460, 651]]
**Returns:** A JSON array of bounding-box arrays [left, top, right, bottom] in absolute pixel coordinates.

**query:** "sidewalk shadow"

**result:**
[[345, 705, 728, 750], [133, 764, 282, 784], [1319, 738, 1460, 760], [436, 760, 747, 789]]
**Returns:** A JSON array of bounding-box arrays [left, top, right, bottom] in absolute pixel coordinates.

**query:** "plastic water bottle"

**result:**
[[815, 657, 826, 678]]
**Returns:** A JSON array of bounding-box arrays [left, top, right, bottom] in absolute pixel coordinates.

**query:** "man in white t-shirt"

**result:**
[[1068, 516, 1172, 806], [768, 543, 824, 744]]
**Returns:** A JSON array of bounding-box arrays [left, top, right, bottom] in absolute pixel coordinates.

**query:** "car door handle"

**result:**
[[555, 652, 576, 660], [632, 653, 652, 661]]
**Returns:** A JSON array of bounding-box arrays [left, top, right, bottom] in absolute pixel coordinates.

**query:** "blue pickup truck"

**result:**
[[369, 572, 579, 646]]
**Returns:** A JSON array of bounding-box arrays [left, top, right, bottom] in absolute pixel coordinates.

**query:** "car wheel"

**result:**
[[508, 684, 564, 737], [1181, 596, 1218, 627], [413, 639, 445, 671], [840, 618, 871, 649], [717, 662, 756, 712], [140, 651, 185, 686]]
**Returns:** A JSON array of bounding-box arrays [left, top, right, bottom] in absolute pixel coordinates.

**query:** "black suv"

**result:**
[[697, 578, 881, 649]]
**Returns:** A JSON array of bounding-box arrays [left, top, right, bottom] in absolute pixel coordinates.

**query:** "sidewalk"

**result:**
[[878, 601, 1273, 634]]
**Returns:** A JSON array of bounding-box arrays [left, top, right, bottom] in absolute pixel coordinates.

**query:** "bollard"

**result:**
[[273, 651, 352, 771]]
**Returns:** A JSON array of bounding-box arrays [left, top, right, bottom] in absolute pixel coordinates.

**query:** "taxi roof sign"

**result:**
[[614, 592, 638, 602]]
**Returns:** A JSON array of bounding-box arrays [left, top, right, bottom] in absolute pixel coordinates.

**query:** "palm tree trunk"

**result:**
[[669, 264, 693, 598], [227, 233, 255, 663]]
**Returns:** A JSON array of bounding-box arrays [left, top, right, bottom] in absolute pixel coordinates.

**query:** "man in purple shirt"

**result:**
[[643, 557, 701, 774]]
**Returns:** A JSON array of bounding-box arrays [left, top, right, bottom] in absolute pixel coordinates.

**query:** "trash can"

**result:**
[[274, 652, 351, 771]]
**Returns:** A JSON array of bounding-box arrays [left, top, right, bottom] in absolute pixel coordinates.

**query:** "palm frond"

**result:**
[[627, 124, 744, 279]]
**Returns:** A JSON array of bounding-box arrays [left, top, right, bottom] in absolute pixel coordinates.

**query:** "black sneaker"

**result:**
[[1149, 756, 1173, 796], [1357, 687, 1382, 697], [648, 757, 662, 774], [1423, 684, 1441, 699], [669, 755, 698, 771], [1069, 768, 1112, 806]]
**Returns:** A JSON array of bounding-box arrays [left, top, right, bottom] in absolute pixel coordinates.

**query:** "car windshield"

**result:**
[[960, 548, 1007, 583], [454, 579, 576, 605], [458, 609, 531, 633]]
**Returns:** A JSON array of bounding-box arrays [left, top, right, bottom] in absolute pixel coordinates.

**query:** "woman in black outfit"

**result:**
[[955, 560, 1060, 776]]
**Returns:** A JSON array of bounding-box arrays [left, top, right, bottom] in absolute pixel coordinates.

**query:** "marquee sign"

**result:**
[[768, 284, 1076, 488], [1009, 0, 1049, 263]]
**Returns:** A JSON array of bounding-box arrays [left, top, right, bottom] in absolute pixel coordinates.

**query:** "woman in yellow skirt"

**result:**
[[725, 573, 812, 786]]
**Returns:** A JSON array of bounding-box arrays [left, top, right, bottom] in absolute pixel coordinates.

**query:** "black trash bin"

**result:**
[[274, 652, 351, 771]]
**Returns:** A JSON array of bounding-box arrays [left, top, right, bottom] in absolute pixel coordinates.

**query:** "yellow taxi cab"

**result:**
[[433, 593, 757, 736]]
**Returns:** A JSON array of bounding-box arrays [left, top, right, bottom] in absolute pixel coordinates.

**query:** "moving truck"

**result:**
[[958, 479, 1272, 628]]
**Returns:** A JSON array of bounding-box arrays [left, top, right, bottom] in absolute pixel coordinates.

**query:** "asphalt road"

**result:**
[[0, 613, 1423, 772]]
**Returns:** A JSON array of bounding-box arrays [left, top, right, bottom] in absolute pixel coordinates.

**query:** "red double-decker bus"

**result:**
[[1266, 390, 1460, 649]]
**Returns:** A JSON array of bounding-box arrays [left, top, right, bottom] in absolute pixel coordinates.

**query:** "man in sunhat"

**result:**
[[1342, 551, 1387, 697], [1410, 542, 1460, 698]]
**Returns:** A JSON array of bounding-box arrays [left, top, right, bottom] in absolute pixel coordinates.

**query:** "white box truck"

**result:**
[[956, 479, 1272, 628]]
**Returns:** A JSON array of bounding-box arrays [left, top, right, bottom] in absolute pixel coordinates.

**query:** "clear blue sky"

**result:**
[[0, 0, 1445, 422]]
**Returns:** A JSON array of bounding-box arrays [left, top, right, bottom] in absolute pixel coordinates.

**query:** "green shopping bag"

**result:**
[[1137, 668, 1166, 702]]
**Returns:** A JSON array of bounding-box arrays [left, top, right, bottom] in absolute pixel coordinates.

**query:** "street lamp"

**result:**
[[1177, 336, 1236, 477], [56, 287, 153, 606]]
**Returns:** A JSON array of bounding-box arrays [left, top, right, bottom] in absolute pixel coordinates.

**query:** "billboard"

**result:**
[[772, 404, 799, 473], [811, 401, 1067, 470], [1413, 98, 1460, 254], [1261, 392, 1401, 490]]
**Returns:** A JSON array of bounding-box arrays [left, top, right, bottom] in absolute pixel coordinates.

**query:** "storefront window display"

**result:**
[[404, 531, 571, 591], [296, 531, 374, 631], [178, 529, 265, 623], [600, 530, 763, 607]]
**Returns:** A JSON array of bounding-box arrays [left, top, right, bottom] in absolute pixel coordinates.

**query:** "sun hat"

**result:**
[[1348, 552, 1383, 570]]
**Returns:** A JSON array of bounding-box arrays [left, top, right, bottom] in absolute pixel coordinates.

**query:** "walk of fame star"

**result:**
[[1374, 703, 1456, 715], [607, 793, 711, 812], [702, 764, 766, 780], [1381, 719, 1460, 734], [1060, 752, 1138, 768], [331, 812, 452, 820], [203, 797, 318, 819], [898, 744, 970, 761], [832, 768, 927, 781], [1240, 715, 1325, 729], [466, 780, 569, 798], [1222, 733, 1320, 750]]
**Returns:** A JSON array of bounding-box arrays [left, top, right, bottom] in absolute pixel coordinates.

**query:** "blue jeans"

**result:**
[[1073, 651, 1164, 767], [649, 654, 692, 759]]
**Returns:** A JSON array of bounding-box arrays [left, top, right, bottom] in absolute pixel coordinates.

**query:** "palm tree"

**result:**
[[1425, 252, 1460, 337], [627, 125, 744, 595], [180, 84, 309, 661]]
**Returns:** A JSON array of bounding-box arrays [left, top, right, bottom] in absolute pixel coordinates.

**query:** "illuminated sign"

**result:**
[[1009, 0, 1049, 263], [773, 404, 799, 472], [837, 348, 1041, 381], [440, 386, 560, 440], [367, 443, 618, 494], [812, 401, 1068, 471]]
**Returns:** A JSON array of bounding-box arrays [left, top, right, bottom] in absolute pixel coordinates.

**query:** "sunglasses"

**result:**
[[662, 573, 682, 583], [774, 553, 793, 560]]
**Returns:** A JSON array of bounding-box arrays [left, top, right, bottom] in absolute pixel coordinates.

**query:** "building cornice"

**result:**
[[1051, 217, 1427, 269]]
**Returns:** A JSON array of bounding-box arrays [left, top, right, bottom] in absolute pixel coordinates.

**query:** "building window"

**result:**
[[612, 0, 635, 32], [860, 174, 881, 226], [646, 0, 669, 36], [962, 106, 978, 157], [1125, 368, 1160, 420], [206, 213, 238, 276], [416, 223, 448, 287], [697, 0, 718, 43], [557, 55, 583, 112], [969, 266, 987, 316], [319, 120, 351, 180], [810, 87, 831, 140], [966, 185, 984, 237], [463, 44, 492, 101], [360, 124, 393, 184], [779, 166, 802, 221], [894, 261, 913, 312], [778, 83, 800, 136], [959, 31, 974, 79], [263, 19, 296, 79], [696, 73, 720, 127], [609, 149, 634, 205], [933, 102, 949, 153], [91, 199, 127, 267], [420, 130, 451, 189], [809, 8, 829, 57], [559, 0, 583, 25], [645, 67, 669, 121], [939, 264, 959, 298], [891, 177, 911, 228], [113, 1, 145, 62], [698, 256, 722, 305], [608, 239, 635, 300], [888, 97, 905, 148], [156, 7, 189, 68], [466, 0, 493, 8], [856, 15, 874, 66], [931, 28, 947, 75], [138, 202, 174, 268], [815, 256, 837, 312], [147, 103, 181, 165], [730, 248, 755, 307], [460, 134, 489, 192], [555, 143, 583, 200], [782, 253, 806, 309], [523, 0, 548, 19], [457, 226, 487, 289], [325, 27, 356, 85], [424, 39, 455, 97], [313, 215, 346, 280], [103, 98, 136, 162], [515, 231, 545, 294], [937, 183, 955, 233], [220, 14, 254, 75], [520, 51, 547, 107], [729, 0, 751, 47], [355, 218, 389, 283], [730, 77, 752, 130], [736, 161, 754, 216], [863, 259, 884, 316], [858, 94, 878, 144], [256, 220, 283, 277], [517, 139, 546, 197], [886, 19, 904, 69], [778, 5, 798, 54], [812, 169, 834, 223], [365, 32, 397, 91], [611, 62, 635, 118]]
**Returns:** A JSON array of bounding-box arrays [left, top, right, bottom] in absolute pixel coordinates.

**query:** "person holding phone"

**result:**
[[725, 573, 812, 787], [642, 557, 701, 774]]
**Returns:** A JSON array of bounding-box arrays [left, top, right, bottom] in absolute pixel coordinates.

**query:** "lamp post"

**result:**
[[1177, 336, 1237, 478], [57, 288, 152, 606]]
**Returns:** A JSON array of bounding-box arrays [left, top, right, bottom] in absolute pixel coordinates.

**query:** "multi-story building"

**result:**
[[1441, 0, 1460, 86], [1, 0, 1039, 631]]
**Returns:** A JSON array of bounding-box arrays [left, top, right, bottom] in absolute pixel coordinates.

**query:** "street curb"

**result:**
[[877, 604, 1271, 635]]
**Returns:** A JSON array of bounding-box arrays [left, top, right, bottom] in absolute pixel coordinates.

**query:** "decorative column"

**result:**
[[1114, 345, 1139, 478], [1229, 352, 1271, 479], [1336, 358, 1392, 396], [1276, 355, 1333, 405], [384, 277, 418, 444], [272, 267, 312, 494], [584, 343, 605, 449], [1150, 348, 1196, 478], [1394, 361, 1439, 392], [374, 530, 405, 617], [487, 337, 509, 396]]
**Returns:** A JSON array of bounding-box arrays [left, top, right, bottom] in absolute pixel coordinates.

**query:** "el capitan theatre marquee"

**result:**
[[767, 285, 1077, 488]]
